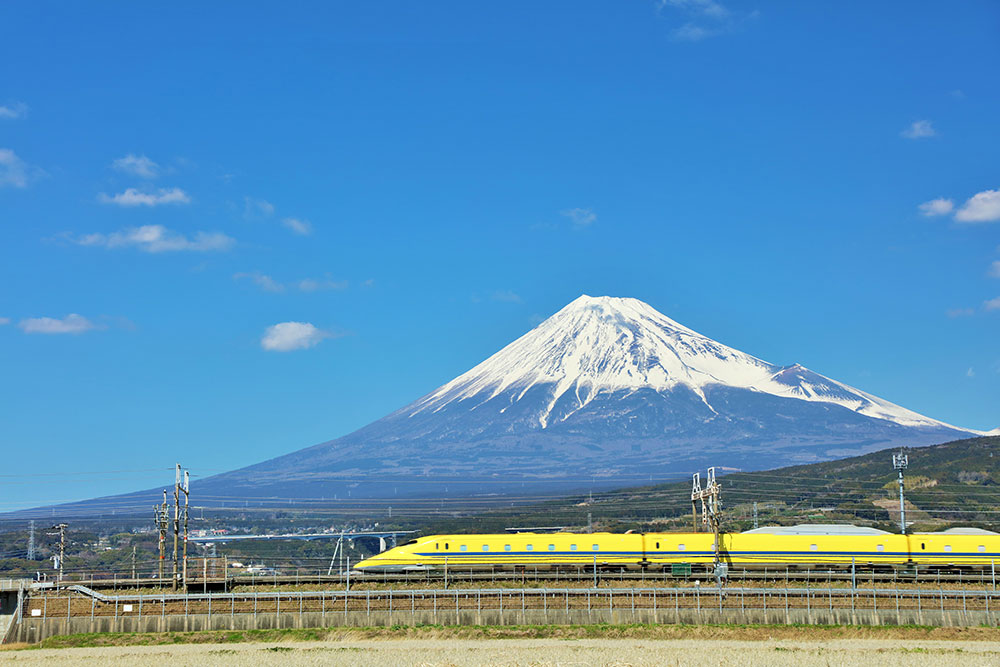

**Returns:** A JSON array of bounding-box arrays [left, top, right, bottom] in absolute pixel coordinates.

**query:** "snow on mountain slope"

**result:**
[[409, 295, 964, 431]]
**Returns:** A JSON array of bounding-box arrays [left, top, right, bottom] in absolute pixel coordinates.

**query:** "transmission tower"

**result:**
[[27, 520, 35, 560]]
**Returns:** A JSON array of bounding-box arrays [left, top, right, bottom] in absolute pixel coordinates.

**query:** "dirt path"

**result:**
[[3, 638, 1000, 666]]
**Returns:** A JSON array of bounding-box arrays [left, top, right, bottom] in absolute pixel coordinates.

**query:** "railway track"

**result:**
[[42, 563, 1000, 592]]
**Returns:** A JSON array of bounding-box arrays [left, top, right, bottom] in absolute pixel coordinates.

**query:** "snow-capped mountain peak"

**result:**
[[410, 294, 962, 431]]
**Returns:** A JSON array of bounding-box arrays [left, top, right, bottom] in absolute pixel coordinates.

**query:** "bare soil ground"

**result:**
[[3, 636, 1000, 666]]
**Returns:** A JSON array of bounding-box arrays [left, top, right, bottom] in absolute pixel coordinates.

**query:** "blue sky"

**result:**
[[1, 1, 998, 510]]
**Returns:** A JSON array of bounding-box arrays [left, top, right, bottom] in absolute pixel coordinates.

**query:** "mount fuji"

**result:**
[[201, 295, 977, 500]]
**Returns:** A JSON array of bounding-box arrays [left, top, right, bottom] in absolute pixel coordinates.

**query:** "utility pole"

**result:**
[[155, 490, 168, 584], [131, 545, 137, 582], [893, 449, 908, 534], [181, 469, 190, 588], [27, 520, 35, 560], [172, 463, 180, 590], [690, 473, 702, 532], [752, 502, 758, 530], [48, 523, 67, 582]]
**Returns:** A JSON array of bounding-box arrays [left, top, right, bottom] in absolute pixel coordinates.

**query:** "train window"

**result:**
[[810, 544, 818, 551], [460, 545, 467, 552], [526, 545, 534, 551], [570, 544, 578, 551], [678, 544, 686, 551], [921, 543, 925, 550], [980, 546, 986, 553], [593, 545, 599, 551], [876, 545, 884, 552], [944, 545, 952, 552], [548, 544, 556, 551], [504, 545, 511, 552], [482, 545, 489, 552], [435, 543, 439, 550], [445, 543, 449, 550]]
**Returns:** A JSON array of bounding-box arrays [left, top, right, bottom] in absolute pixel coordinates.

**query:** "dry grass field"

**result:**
[[2, 637, 1000, 666]]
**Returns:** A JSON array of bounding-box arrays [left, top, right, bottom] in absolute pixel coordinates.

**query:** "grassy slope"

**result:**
[[411, 436, 1000, 535]]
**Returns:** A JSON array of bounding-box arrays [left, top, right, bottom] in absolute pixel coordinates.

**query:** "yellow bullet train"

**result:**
[[355, 525, 1000, 572]]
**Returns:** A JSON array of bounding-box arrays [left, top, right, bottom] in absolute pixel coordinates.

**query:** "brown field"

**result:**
[[4, 626, 1000, 666], [3, 636, 1000, 666]]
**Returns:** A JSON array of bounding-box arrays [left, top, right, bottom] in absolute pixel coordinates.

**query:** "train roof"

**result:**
[[741, 524, 891, 536], [918, 527, 999, 535]]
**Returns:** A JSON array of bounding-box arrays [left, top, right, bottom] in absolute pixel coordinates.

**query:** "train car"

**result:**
[[722, 525, 911, 569], [354, 532, 645, 571]]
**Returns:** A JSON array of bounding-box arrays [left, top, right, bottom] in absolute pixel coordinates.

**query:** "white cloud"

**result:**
[[0, 102, 28, 120], [112, 154, 159, 179], [984, 297, 1000, 312], [955, 189, 1000, 223], [243, 197, 275, 220], [918, 198, 954, 217], [946, 307, 975, 318], [71, 225, 234, 253], [0, 148, 33, 188], [282, 217, 313, 236], [18, 314, 102, 335], [561, 207, 597, 228], [98, 187, 190, 207], [234, 271, 284, 293], [967, 367, 975, 378], [0, 317, 9, 325], [492, 290, 522, 303], [989, 261, 1000, 279], [901, 120, 936, 139], [261, 322, 330, 352]]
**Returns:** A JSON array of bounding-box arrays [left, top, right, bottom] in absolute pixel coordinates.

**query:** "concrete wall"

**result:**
[[12, 606, 999, 644]]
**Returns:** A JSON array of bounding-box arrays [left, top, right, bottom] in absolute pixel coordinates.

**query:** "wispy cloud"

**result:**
[[985, 297, 1000, 312], [0, 148, 40, 188], [946, 307, 975, 318], [0, 317, 10, 326], [112, 154, 159, 179], [260, 321, 332, 352], [298, 277, 347, 292], [657, 0, 755, 41], [561, 207, 597, 228], [18, 314, 102, 335], [967, 367, 975, 378], [989, 261, 1000, 279], [234, 272, 347, 293], [243, 197, 275, 220], [901, 120, 936, 139], [99, 187, 190, 207], [234, 271, 285, 293], [282, 217, 313, 236], [0, 102, 28, 120], [69, 225, 234, 253], [955, 189, 1000, 223], [918, 198, 954, 217], [492, 290, 522, 303]]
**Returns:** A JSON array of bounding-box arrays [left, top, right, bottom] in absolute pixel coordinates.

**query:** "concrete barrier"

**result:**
[[12, 606, 997, 644]]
